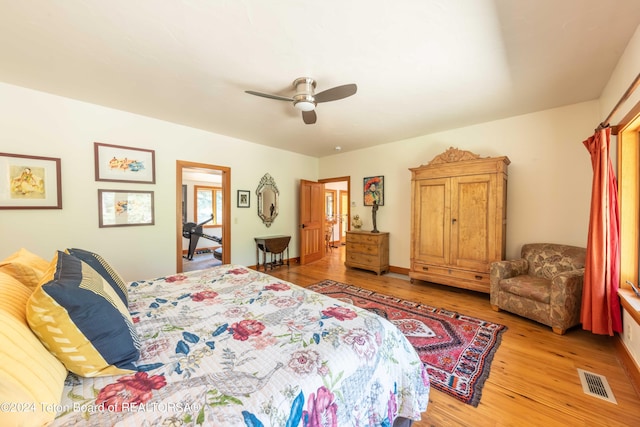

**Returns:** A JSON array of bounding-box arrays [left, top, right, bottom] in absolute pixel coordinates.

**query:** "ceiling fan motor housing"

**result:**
[[293, 77, 317, 111]]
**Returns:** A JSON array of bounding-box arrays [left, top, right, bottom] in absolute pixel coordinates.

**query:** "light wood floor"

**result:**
[[263, 246, 640, 427]]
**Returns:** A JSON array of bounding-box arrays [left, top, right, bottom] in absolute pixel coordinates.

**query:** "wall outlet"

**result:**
[[625, 322, 632, 341]]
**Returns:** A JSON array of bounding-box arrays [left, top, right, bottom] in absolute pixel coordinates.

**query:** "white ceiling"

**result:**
[[1, 0, 639, 157]]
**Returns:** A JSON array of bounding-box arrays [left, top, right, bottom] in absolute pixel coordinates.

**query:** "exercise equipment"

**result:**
[[182, 215, 222, 260]]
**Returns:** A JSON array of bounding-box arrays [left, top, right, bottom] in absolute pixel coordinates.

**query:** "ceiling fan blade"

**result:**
[[302, 110, 317, 124], [245, 90, 294, 102], [314, 84, 357, 103]]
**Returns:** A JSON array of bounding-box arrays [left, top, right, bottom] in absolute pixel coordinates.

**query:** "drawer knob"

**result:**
[[422, 266, 429, 271], [475, 275, 482, 280]]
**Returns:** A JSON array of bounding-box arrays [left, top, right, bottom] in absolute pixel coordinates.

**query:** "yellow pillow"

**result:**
[[0, 310, 67, 426], [0, 248, 50, 289], [0, 272, 32, 323], [27, 251, 140, 377]]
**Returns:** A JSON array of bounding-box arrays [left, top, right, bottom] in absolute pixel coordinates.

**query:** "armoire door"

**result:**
[[412, 177, 451, 266], [450, 173, 497, 272]]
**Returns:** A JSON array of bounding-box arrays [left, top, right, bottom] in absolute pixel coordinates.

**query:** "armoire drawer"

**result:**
[[411, 262, 489, 283]]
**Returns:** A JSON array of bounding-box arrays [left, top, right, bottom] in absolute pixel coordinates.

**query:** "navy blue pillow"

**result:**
[[66, 248, 128, 306], [27, 251, 140, 377]]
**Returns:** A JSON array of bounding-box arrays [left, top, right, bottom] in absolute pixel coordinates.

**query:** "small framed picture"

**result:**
[[0, 152, 62, 209], [237, 190, 250, 208], [363, 175, 384, 206], [94, 142, 156, 184], [98, 189, 154, 227]]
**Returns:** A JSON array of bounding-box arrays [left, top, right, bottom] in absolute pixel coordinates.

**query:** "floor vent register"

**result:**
[[577, 368, 617, 404]]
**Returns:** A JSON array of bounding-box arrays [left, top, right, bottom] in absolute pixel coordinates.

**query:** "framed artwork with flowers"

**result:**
[[363, 175, 384, 206]]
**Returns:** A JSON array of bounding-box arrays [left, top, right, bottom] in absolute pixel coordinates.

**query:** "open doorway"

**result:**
[[176, 161, 231, 273], [320, 176, 350, 249]]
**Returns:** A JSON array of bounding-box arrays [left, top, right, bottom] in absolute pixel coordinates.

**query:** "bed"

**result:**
[[0, 249, 429, 426]]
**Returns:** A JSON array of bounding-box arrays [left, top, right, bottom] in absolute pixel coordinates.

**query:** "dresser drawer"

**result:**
[[346, 252, 380, 266], [348, 243, 379, 255], [346, 232, 381, 245]]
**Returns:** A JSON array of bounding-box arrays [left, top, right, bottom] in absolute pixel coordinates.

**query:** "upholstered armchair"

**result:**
[[490, 243, 586, 335]]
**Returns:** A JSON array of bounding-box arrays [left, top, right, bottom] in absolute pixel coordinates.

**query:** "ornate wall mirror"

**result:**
[[256, 173, 279, 227]]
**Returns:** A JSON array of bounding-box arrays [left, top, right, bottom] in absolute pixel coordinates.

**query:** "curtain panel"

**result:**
[[581, 127, 622, 336]]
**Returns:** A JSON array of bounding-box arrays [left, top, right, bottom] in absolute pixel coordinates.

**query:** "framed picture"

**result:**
[[94, 142, 156, 184], [98, 189, 154, 227], [0, 152, 62, 209], [237, 190, 250, 208], [363, 175, 384, 206]]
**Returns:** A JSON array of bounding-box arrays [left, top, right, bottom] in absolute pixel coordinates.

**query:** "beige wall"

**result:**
[[1, 24, 638, 291], [599, 25, 640, 126], [0, 82, 318, 280], [0, 82, 607, 280], [319, 101, 598, 267]]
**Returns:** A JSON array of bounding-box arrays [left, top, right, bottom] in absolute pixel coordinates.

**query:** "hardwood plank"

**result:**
[[265, 247, 640, 426]]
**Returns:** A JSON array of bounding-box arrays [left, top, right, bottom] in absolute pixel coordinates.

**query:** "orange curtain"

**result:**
[[581, 127, 622, 335]]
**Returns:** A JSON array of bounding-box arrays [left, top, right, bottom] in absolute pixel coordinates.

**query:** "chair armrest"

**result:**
[[490, 259, 528, 304], [550, 268, 585, 329], [490, 259, 528, 282], [551, 268, 585, 298]]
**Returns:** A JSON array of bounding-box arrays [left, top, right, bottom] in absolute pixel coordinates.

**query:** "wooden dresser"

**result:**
[[345, 231, 389, 275]]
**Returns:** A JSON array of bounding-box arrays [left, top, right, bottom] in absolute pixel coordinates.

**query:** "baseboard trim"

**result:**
[[389, 265, 409, 275], [615, 333, 640, 398]]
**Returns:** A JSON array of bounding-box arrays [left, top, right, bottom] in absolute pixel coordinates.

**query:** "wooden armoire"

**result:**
[[409, 147, 510, 293]]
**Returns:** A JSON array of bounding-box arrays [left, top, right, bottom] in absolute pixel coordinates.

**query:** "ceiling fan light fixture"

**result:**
[[294, 100, 316, 111], [293, 77, 317, 111], [293, 92, 316, 111]]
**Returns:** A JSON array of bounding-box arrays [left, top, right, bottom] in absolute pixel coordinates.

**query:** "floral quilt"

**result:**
[[51, 265, 429, 426]]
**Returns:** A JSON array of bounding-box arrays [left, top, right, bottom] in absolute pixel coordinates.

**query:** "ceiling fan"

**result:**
[[245, 77, 357, 124]]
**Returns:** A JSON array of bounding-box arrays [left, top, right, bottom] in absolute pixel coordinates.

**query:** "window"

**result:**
[[195, 185, 223, 226]]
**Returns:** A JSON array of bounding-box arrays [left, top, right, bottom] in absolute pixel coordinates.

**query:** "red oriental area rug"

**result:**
[[308, 280, 507, 407]]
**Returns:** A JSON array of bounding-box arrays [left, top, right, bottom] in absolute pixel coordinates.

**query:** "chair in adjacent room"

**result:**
[[490, 243, 587, 334]]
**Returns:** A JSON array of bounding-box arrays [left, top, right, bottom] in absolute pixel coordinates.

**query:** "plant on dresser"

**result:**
[[345, 231, 389, 275], [409, 147, 510, 293]]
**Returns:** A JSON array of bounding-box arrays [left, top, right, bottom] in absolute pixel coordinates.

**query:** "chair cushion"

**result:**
[[500, 276, 551, 304], [27, 251, 140, 377]]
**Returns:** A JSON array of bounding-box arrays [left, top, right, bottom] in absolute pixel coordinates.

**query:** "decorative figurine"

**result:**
[[372, 200, 379, 233], [351, 214, 363, 230]]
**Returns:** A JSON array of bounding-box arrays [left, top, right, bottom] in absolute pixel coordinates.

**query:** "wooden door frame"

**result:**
[[339, 189, 349, 244], [319, 175, 351, 237], [176, 160, 231, 273], [617, 105, 640, 291], [325, 188, 338, 246]]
